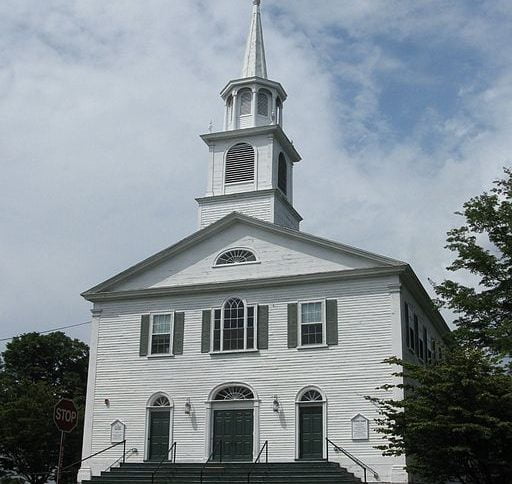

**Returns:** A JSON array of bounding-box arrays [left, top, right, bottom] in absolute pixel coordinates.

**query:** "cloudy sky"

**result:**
[[1, 0, 510, 347]]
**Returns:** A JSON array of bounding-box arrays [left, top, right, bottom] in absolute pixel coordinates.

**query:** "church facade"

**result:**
[[78, 2, 449, 483]]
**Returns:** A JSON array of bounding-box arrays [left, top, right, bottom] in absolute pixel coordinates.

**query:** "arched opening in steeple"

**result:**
[[276, 97, 283, 125], [239, 89, 253, 116], [278, 152, 287, 195], [257, 89, 271, 117], [225, 143, 255, 184]]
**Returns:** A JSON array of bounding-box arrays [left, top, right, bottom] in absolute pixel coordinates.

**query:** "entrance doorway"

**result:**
[[208, 384, 257, 462], [296, 388, 326, 460], [146, 394, 172, 461], [213, 409, 253, 461], [148, 410, 170, 460], [299, 406, 323, 459]]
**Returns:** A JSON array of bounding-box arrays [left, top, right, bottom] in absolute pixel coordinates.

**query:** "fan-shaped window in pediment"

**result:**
[[215, 249, 257, 266], [214, 385, 254, 400]]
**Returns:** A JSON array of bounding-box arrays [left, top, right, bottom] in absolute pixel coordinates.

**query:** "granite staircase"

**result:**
[[81, 461, 364, 483]]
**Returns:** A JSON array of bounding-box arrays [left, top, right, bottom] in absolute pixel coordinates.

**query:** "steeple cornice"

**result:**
[[220, 76, 287, 102]]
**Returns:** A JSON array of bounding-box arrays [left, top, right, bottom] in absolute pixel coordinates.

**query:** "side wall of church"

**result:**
[[79, 274, 409, 483], [400, 285, 446, 366]]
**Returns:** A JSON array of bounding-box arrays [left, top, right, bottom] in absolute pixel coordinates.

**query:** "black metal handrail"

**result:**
[[247, 440, 268, 484], [326, 438, 378, 483], [105, 447, 137, 473], [151, 441, 177, 484], [61, 440, 127, 473], [200, 440, 222, 484]]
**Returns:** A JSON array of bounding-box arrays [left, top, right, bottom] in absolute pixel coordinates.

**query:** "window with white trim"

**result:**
[[299, 301, 325, 346], [212, 297, 257, 352], [150, 313, 173, 355]]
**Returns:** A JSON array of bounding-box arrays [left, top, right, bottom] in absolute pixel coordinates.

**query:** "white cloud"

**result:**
[[0, 0, 510, 346]]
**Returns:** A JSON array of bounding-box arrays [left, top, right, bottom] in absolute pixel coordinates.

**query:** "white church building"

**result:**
[[78, 2, 449, 483]]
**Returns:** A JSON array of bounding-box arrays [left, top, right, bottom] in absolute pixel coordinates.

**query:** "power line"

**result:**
[[0, 320, 91, 342]]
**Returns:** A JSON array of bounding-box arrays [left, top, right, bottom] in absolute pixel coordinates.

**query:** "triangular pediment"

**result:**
[[83, 213, 405, 299]]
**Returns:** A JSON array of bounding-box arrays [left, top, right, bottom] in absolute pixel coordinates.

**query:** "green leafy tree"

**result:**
[[435, 167, 512, 358], [368, 350, 512, 484], [369, 169, 512, 483], [0, 332, 88, 484]]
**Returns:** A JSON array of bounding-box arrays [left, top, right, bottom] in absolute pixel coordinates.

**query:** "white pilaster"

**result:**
[[77, 307, 102, 482]]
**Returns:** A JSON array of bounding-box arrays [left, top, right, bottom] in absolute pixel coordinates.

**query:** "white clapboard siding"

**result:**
[[199, 195, 273, 228], [82, 275, 410, 482]]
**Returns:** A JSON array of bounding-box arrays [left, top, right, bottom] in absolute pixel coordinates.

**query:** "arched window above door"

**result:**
[[214, 385, 255, 400], [300, 390, 323, 402], [148, 394, 171, 407]]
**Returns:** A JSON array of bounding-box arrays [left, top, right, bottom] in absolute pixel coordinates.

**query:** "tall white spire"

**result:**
[[242, 0, 267, 79]]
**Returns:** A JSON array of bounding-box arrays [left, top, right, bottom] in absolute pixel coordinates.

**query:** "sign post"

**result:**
[[54, 398, 78, 484]]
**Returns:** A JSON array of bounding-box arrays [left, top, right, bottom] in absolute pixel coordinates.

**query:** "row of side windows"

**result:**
[[404, 302, 442, 363], [139, 298, 339, 357]]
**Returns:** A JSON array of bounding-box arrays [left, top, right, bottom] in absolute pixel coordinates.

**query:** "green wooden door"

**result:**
[[149, 410, 170, 461], [213, 409, 253, 461], [299, 406, 323, 459]]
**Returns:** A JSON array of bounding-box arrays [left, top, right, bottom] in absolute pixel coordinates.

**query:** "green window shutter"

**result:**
[[139, 314, 150, 356], [201, 310, 211, 353], [173, 312, 185, 355], [287, 303, 298, 348], [257, 305, 269, 350], [326, 299, 338, 346]]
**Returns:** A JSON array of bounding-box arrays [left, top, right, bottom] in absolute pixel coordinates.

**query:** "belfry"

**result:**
[[197, 0, 302, 230]]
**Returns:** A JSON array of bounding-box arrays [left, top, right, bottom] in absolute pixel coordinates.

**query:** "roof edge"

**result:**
[[82, 266, 407, 302]]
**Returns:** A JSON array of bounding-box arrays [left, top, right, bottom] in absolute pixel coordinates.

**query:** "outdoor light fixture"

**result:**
[[272, 395, 280, 412], [184, 397, 191, 415], [104, 398, 110, 407]]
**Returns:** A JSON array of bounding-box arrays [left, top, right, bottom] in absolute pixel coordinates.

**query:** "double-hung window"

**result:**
[[299, 301, 325, 346], [150, 313, 173, 355], [212, 298, 257, 352]]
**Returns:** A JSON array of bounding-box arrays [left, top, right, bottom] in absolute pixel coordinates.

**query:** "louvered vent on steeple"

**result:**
[[225, 143, 255, 183]]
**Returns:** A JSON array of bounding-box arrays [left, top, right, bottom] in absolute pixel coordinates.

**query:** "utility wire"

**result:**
[[0, 320, 91, 342]]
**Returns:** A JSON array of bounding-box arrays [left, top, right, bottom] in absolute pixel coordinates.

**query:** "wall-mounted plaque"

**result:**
[[351, 414, 369, 441], [110, 419, 125, 443]]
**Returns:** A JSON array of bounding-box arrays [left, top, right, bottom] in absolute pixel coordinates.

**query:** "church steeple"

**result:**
[[242, 0, 267, 79], [197, 1, 303, 231]]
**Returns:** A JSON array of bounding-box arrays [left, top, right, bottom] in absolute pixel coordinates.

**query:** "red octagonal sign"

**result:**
[[54, 398, 78, 433]]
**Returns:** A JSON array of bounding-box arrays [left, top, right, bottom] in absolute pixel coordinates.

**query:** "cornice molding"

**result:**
[[83, 266, 406, 302], [200, 125, 301, 163]]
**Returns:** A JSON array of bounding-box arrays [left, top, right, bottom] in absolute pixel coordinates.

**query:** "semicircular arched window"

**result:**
[[214, 385, 254, 400], [150, 395, 170, 407], [215, 249, 257, 266], [300, 389, 323, 402], [225, 143, 255, 184]]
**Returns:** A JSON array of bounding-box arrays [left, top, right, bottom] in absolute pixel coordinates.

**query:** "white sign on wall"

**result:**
[[110, 419, 126, 443], [351, 414, 369, 441]]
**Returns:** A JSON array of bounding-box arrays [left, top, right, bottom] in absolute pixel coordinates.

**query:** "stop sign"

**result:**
[[54, 399, 78, 433]]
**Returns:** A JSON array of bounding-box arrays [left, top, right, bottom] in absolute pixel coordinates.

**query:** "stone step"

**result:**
[[81, 461, 362, 484]]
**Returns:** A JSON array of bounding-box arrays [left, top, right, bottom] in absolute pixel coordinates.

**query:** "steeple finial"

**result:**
[[242, 0, 267, 79]]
